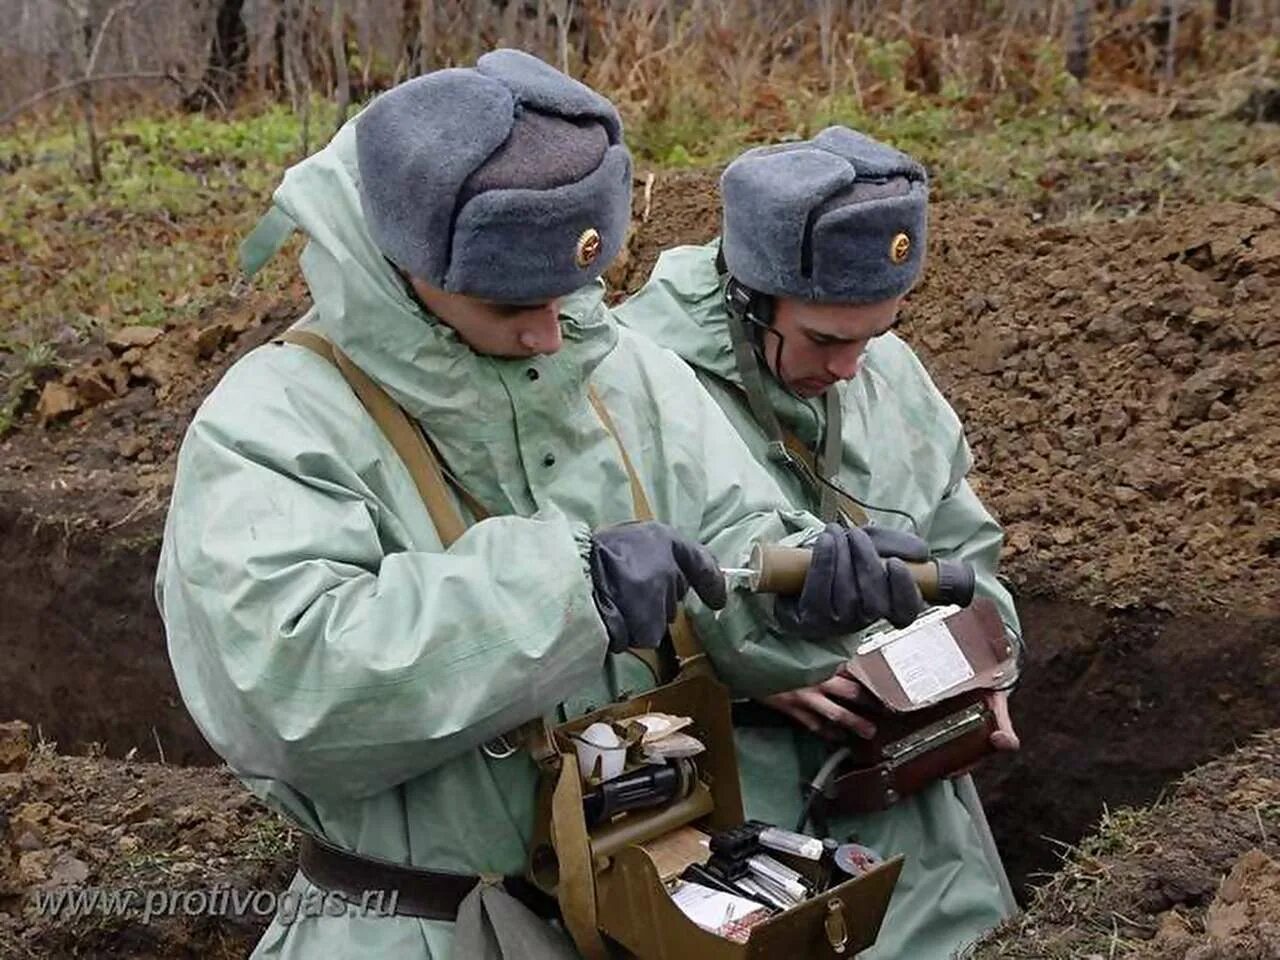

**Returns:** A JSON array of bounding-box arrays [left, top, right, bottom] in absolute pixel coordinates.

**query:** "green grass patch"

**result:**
[[2, 89, 1278, 432], [232, 812, 297, 864], [0, 103, 324, 429]]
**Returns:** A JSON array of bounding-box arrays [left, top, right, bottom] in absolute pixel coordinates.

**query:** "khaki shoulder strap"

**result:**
[[586, 387, 653, 522], [277, 329, 484, 548], [715, 375, 868, 526], [588, 386, 707, 675]]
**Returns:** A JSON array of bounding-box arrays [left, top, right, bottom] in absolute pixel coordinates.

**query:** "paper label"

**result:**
[[670, 881, 771, 942], [856, 604, 961, 655], [882, 621, 974, 704]]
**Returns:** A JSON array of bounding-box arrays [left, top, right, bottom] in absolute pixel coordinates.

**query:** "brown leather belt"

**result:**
[[297, 833, 560, 922]]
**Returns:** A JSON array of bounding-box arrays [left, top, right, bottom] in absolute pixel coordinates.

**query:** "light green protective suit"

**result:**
[[155, 125, 850, 959], [615, 241, 1025, 960]]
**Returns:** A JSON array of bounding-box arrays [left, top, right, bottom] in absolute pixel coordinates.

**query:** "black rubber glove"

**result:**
[[589, 521, 728, 654], [775, 523, 928, 637]]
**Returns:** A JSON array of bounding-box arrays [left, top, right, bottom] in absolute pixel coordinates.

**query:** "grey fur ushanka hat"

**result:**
[[355, 49, 632, 303], [720, 126, 928, 304]]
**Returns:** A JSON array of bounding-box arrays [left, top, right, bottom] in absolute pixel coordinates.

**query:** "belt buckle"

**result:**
[[482, 733, 519, 760]]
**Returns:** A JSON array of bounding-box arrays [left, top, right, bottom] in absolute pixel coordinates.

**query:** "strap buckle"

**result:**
[[481, 733, 520, 760]]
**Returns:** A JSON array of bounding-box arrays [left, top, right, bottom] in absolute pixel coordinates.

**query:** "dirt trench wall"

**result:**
[[975, 732, 1280, 960], [0, 499, 214, 766], [981, 596, 1280, 891], [4, 493, 1280, 893]]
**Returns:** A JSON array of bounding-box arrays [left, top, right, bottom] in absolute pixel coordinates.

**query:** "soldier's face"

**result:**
[[766, 296, 902, 397], [409, 276, 563, 358]]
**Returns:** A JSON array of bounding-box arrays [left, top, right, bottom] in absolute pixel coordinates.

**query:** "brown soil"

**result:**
[[0, 507, 214, 767], [976, 596, 1280, 894], [2, 280, 305, 532], [0, 285, 303, 767], [0, 722, 291, 960], [975, 730, 1280, 960], [915, 199, 1280, 618]]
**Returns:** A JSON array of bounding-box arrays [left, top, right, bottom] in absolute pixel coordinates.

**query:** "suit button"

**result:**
[[543, 452, 556, 467], [526, 368, 540, 381]]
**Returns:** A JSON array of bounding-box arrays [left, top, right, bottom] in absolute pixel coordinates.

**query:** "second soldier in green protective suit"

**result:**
[[616, 126, 1025, 960]]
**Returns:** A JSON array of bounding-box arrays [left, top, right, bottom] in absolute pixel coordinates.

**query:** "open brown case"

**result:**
[[526, 660, 903, 959], [822, 597, 1016, 817]]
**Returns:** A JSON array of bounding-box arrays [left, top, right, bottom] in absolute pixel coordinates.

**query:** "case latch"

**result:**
[[824, 898, 850, 954]]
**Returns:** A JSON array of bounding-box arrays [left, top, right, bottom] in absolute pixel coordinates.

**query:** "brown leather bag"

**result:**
[[818, 597, 1016, 818]]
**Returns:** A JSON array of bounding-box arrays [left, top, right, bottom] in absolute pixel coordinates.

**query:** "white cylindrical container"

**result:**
[[572, 722, 626, 783]]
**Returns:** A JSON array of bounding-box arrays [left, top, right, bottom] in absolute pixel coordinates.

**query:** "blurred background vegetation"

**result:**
[[1, 0, 1278, 433]]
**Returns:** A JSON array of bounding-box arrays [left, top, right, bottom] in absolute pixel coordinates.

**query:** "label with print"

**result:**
[[882, 620, 975, 704]]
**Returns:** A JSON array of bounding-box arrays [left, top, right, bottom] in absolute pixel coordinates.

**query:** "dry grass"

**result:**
[[2, 1, 1278, 434], [973, 732, 1280, 959]]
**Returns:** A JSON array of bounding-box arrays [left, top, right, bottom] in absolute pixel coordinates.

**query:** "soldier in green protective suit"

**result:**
[[615, 126, 1026, 959], [155, 56, 930, 959]]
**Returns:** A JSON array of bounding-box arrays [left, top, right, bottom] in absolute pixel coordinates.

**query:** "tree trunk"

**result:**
[[1162, 0, 1179, 87], [549, 0, 572, 74], [402, 0, 420, 76], [185, 0, 248, 109], [818, 0, 835, 73], [73, 0, 104, 182], [282, 0, 310, 154], [579, 0, 595, 69], [274, 0, 288, 99], [355, 0, 372, 87], [296, 0, 311, 157], [332, 0, 350, 134], [1066, 0, 1090, 81], [77, 83, 103, 183], [211, 0, 249, 98], [418, 0, 433, 75]]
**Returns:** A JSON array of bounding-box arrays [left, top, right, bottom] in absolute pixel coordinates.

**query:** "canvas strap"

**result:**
[[584, 390, 706, 675], [278, 329, 716, 958], [277, 329, 490, 544], [772, 404, 869, 526]]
